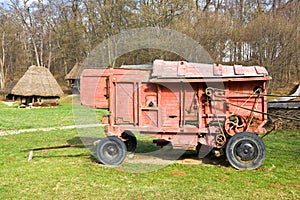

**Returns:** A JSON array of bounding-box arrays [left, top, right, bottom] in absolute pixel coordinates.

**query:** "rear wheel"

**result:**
[[96, 136, 126, 165], [226, 132, 266, 170], [121, 131, 137, 153]]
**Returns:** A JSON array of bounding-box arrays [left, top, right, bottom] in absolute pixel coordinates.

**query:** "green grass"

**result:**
[[0, 95, 108, 131], [0, 99, 299, 199], [0, 130, 299, 199], [0, 96, 75, 130]]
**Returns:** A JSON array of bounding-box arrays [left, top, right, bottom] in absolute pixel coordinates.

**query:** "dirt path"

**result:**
[[0, 124, 107, 137]]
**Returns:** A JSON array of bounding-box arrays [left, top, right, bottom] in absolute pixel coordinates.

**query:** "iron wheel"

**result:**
[[226, 132, 266, 170], [96, 136, 126, 165]]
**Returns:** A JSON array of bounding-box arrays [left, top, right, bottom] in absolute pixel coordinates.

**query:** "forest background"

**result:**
[[0, 0, 299, 92]]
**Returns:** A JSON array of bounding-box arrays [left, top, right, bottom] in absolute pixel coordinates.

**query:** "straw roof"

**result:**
[[65, 62, 81, 80], [11, 65, 64, 97], [0, 80, 18, 94]]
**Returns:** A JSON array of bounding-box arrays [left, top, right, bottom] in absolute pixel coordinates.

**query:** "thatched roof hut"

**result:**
[[12, 65, 63, 97], [65, 62, 81, 81], [65, 63, 81, 94]]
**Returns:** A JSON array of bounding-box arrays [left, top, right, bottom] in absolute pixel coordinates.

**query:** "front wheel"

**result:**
[[96, 136, 126, 165], [225, 132, 266, 170]]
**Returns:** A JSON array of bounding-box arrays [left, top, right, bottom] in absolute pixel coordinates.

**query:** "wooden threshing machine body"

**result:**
[[81, 60, 271, 151]]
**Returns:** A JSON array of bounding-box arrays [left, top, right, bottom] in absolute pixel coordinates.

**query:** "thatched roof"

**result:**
[[65, 62, 81, 80], [0, 80, 18, 94], [11, 65, 64, 97]]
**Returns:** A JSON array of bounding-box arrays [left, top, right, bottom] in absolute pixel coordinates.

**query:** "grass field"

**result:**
[[0, 97, 299, 199], [0, 96, 74, 131]]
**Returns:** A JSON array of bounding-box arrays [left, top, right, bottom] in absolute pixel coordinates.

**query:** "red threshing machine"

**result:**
[[80, 60, 272, 169]]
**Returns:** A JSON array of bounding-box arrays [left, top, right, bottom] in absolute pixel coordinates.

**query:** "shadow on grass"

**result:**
[[147, 148, 230, 168]]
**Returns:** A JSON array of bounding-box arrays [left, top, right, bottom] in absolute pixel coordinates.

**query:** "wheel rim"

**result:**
[[234, 140, 258, 162], [96, 137, 126, 165], [103, 143, 119, 159]]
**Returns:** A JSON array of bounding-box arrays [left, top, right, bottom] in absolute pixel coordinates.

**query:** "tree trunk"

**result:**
[[0, 32, 5, 89]]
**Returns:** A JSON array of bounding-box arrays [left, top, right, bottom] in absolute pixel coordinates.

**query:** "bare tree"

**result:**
[[0, 0, 297, 91]]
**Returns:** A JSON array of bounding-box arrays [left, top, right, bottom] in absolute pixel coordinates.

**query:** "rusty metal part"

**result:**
[[24, 142, 96, 152], [205, 87, 214, 97], [24, 141, 97, 162], [225, 115, 247, 136], [216, 134, 226, 148]]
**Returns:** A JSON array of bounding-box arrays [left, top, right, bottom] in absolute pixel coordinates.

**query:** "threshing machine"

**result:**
[[80, 60, 272, 169]]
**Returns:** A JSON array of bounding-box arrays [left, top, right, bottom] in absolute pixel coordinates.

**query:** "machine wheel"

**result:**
[[225, 132, 266, 170], [121, 131, 137, 153], [96, 136, 126, 165]]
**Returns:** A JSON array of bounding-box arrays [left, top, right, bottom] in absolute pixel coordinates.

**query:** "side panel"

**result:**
[[183, 83, 199, 126], [115, 82, 135, 124], [227, 81, 268, 133], [80, 68, 110, 108], [95, 76, 109, 108], [80, 76, 101, 108], [140, 83, 159, 127], [159, 84, 180, 128]]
